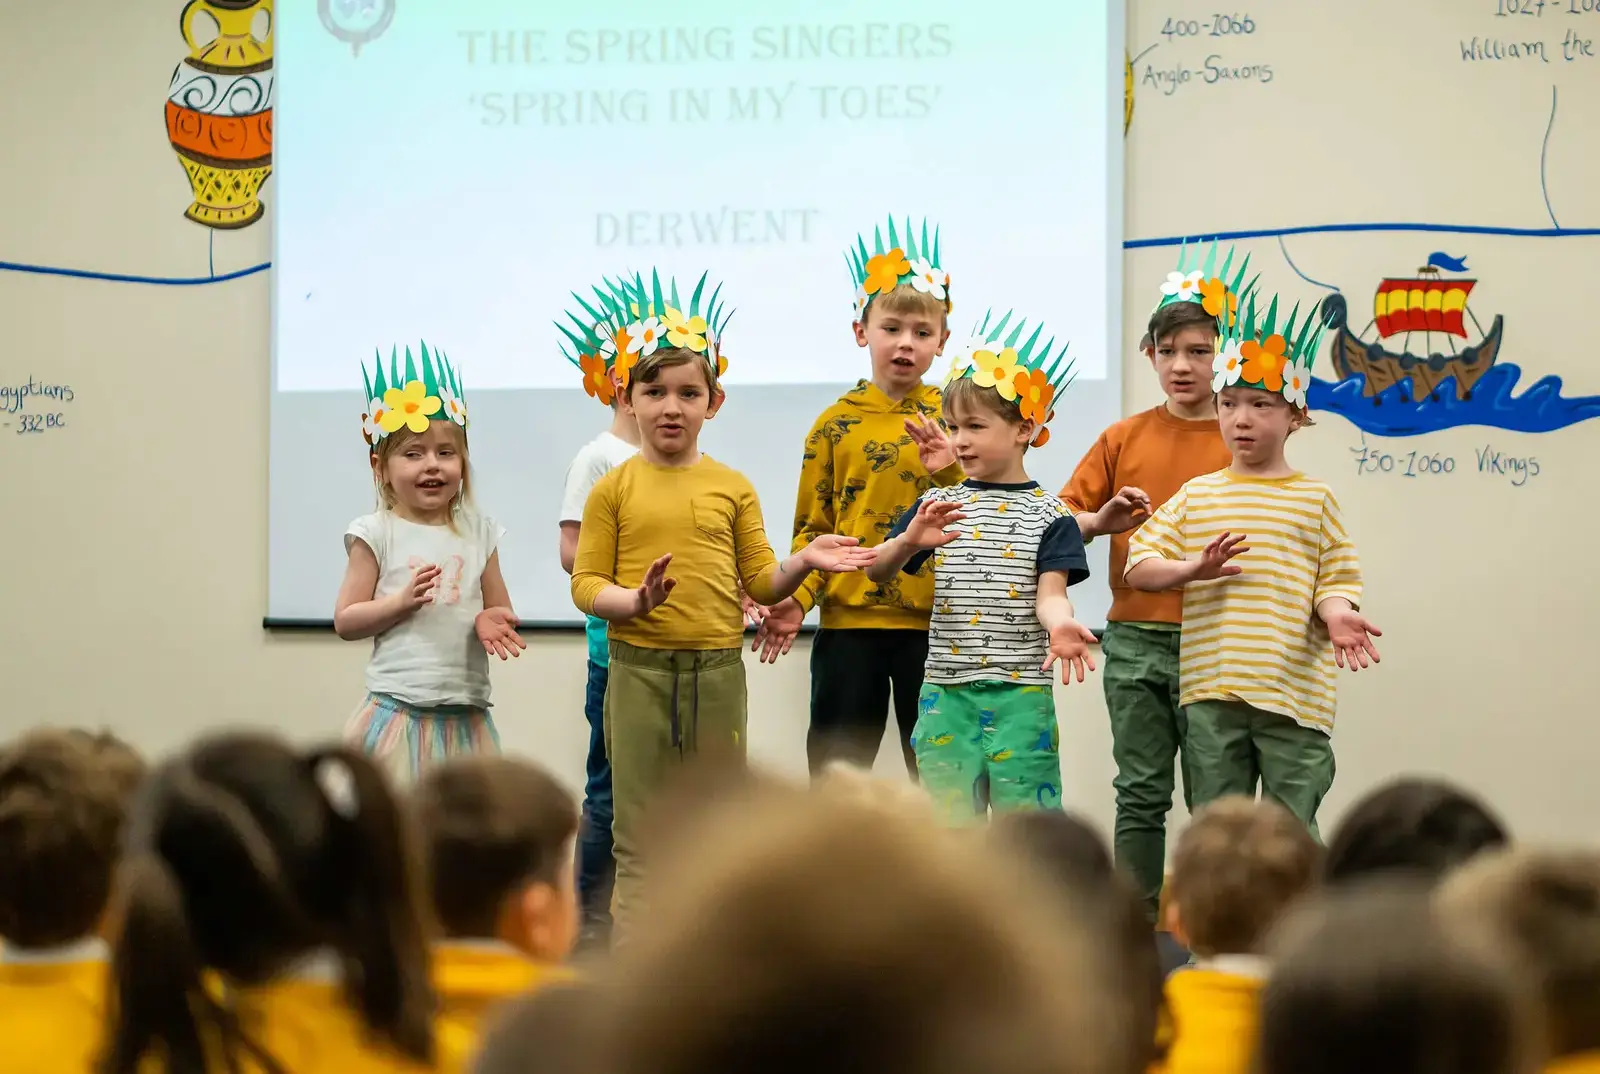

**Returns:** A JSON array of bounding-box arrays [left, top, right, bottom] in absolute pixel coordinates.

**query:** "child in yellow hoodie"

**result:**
[[410, 755, 580, 1068], [0, 728, 144, 1074], [1158, 796, 1320, 1074], [767, 215, 964, 777], [1439, 849, 1600, 1074]]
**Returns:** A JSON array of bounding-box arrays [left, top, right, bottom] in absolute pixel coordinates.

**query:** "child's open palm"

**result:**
[[1191, 531, 1249, 582], [903, 500, 967, 550], [1099, 486, 1152, 533], [397, 563, 441, 611], [474, 608, 526, 660], [1325, 607, 1383, 671], [636, 553, 677, 613], [1043, 620, 1099, 685], [800, 535, 877, 573], [904, 415, 956, 473]]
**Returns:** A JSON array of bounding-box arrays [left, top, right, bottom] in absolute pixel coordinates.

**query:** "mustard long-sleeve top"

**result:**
[[571, 455, 782, 650]]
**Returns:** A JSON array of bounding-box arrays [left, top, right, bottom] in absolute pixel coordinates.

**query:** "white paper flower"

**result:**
[[440, 385, 468, 426], [942, 334, 992, 383], [1162, 270, 1204, 302], [363, 398, 387, 443], [852, 286, 868, 319], [908, 258, 948, 301], [1281, 358, 1311, 409], [596, 323, 617, 360], [625, 316, 663, 357], [1212, 339, 1245, 393]]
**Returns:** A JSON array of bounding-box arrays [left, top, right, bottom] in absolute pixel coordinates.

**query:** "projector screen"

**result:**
[[268, 1, 1126, 627]]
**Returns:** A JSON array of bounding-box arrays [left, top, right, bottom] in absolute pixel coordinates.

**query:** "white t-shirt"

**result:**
[[559, 430, 639, 523], [345, 510, 505, 708]]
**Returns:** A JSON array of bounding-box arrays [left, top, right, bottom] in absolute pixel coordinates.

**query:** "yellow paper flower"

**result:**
[[662, 306, 709, 352], [380, 380, 441, 434], [971, 347, 1025, 400]]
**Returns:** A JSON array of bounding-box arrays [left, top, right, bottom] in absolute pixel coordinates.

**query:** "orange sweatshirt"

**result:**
[[1060, 405, 1231, 625]]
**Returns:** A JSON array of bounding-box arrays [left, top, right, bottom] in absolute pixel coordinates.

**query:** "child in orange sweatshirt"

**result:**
[[0, 728, 144, 1074], [1061, 242, 1249, 921], [1158, 796, 1320, 1074]]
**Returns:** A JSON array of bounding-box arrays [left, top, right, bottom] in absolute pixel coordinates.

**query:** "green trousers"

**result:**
[[1185, 698, 1335, 839], [604, 639, 746, 938], [1101, 623, 1191, 922], [911, 680, 1061, 824]]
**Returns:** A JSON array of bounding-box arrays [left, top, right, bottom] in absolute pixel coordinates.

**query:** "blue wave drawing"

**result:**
[[1309, 365, 1600, 437]]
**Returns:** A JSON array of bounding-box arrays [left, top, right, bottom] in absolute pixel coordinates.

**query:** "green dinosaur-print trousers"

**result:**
[[911, 680, 1062, 824]]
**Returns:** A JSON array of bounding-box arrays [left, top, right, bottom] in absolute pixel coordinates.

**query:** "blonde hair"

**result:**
[[624, 346, 720, 400], [1438, 849, 1600, 1059], [864, 281, 949, 327], [942, 375, 1026, 426], [1169, 795, 1320, 956], [370, 420, 473, 529]]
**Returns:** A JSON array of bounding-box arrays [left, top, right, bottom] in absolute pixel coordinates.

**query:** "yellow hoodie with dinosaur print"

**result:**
[[790, 379, 964, 629]]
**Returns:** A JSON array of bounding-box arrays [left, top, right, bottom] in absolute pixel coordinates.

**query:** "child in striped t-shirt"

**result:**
[[1125, 283, 1381, 836], [868, 311, 1093, 824]]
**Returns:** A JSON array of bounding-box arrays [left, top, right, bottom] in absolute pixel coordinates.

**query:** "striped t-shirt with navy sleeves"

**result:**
[[1124, 468, 1363, 733], [890, 480, 1089, 686]]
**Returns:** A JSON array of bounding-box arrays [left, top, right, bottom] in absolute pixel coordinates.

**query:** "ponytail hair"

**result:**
[[103, 733, 435, 1073]]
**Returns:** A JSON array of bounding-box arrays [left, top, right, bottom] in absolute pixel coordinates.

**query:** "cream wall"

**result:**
[[3, 1, 1598, 847]]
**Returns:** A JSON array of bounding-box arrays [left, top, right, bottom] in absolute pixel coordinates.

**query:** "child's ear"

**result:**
[[707, 387, 726, 418], [938, 325, 951, 352], [852, 320, 869, 348], [512, 882, 569, 961]]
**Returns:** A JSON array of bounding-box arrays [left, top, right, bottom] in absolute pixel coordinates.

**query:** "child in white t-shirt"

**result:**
[[556, 283, 642, 944], [336, 343, 524, 783]]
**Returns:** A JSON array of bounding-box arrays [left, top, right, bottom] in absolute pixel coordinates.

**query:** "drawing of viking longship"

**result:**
[[1326, 256, 1504, 404]]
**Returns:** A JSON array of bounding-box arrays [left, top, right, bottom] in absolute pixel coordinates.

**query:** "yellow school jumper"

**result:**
[[1156, 958, 1266, 1074], [0, 938, 111, 1074], [432, 941, 574, 1069]]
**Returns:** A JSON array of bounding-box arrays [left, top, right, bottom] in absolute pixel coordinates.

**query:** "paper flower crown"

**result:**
[[942, 309, 1076, 447], [563, 270, 733, 405], [1155, 240, 1257, 326], [1211, 283, 1327, 409], [360, 342, 467, 447], [847, 216, 950, 322]]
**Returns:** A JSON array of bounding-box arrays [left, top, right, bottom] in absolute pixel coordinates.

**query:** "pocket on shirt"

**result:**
[[691, 495, 735, 540]]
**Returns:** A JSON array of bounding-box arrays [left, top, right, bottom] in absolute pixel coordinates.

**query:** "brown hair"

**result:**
[[0, 728, 145, 949], [1325, 776, 1508, 886], [1145, 300, 1218, 347], [624, 346, 720, 400], [942, 375, 1026, 427], [1169, 796, 1320, 957], [473, 983, 603, 1074], [410, 755, 580, 939], [1217, 382, 1318, 428], [370, 420, 474, 525], [104, 732, 435, 1074], [590, 780, 1117, 1074], [864, 281, 950, 327], [1438, 849, 1600, 1059], [1260, 880, 1528, 1074]]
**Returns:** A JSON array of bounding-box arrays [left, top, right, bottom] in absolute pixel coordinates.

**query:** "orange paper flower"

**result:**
[[1198, 277, 1238, 325], [1013, 369, 1055, 424], [1031, 421, 1053, 448], [716, 351, 728, 377], [1240, 333, 1288, 391], [580, 352, 613, 404], [863, 247, 910, 296], [612, 332, 637, 388]]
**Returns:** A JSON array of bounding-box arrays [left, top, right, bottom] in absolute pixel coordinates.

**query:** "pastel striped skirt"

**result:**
[[345, 692, 500, 784]]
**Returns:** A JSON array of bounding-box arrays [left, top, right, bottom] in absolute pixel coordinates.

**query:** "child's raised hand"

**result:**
[[1042, 620, 1099, 685], [904, 415, 956, 473], [1191, 531, 1248, 582], [1098, 486, 1152, 533], [1325, 607, 1383, 672], [636, 553, 677, 613], [751, 597, 804, 663], [800, 535, 878, 574], [475, 607, 526, 660], [903, 499, 967, 550], [397, 563, 441, 611]]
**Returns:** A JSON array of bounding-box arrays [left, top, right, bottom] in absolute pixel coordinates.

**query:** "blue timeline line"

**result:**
[[2, 222, 1598, 289], [1541, 85, 1561, 230]]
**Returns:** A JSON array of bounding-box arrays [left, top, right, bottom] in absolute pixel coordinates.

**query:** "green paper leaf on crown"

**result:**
[[1016, 322, 1045, 366], [403, 345, 418, 386], [650, 269, 665, 321], [886, 217, 901, 255], [689, 271, 706, 315], [419, 341, 437, 393], [362, 358, 375, 403]]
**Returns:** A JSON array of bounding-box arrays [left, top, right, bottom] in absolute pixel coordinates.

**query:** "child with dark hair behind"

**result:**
[[411, 755, 581, 1067], [0, 727, 145, 1074], [1324, 776, 1508, 885], [1261, 880, 1527, 1074], [104, 731, 438, 1074]]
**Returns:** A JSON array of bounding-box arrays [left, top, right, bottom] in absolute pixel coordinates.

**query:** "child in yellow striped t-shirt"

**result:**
[[1125, 283, 1381, 835]]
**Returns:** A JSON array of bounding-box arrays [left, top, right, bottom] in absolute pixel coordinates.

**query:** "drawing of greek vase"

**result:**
[[165, 0, 274, 229]]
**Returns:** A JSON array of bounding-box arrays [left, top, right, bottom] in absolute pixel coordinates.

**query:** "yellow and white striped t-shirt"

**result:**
[[1124, 469, 1362, 732]]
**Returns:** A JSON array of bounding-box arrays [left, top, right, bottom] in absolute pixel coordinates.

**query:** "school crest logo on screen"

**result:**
[[319, 0, 395, 56]]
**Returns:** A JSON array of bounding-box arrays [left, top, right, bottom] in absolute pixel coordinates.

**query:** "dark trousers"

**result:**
[[807, 628, 928, 778], [575, 659, 614, 931]]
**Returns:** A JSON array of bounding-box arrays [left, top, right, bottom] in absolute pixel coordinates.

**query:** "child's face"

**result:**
[[376, 422, 463, 519], [624, 360, 721, 460], [945, 402, 1032, 481], [854, 305, 949, 396], [1150, 326, 1217, 411], [1218, 386, 1301, 468]]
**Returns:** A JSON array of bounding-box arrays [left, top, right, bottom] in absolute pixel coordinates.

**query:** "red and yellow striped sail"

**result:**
[[1373, 278, 1474, 339]]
